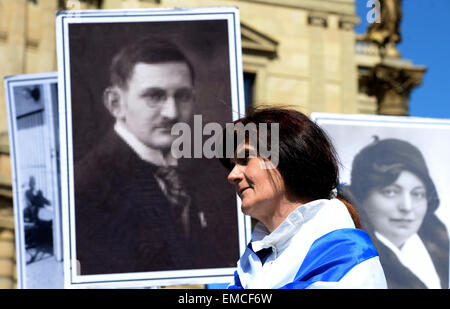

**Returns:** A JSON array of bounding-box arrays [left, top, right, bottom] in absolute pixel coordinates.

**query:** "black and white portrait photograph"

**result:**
[[4, 73, 64, 289], [56, 7, 249, 288], [312, 112, 450, 289]]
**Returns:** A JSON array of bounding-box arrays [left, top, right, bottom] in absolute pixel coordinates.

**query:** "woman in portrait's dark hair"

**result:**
[[343, 137, 449, 289], [219, 107, 386, 289]]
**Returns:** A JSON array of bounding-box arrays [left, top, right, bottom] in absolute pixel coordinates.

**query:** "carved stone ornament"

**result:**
[[339, 15, 360, 31], [360, 59, 426, 115], [308, 11, 327, 28]]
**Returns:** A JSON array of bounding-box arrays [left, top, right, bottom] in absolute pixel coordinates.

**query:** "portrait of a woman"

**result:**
[[219, 107, 387, 289], [344, 137, 449, 289]]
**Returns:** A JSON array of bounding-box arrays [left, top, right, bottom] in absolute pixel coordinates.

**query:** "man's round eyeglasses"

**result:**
[[143, 87, 195, 107]]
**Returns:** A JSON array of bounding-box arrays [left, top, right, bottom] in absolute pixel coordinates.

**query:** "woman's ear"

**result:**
[[103, 86, 125, 120]]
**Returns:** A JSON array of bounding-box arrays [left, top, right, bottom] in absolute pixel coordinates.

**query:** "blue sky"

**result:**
[[355, 0, 450, 119]]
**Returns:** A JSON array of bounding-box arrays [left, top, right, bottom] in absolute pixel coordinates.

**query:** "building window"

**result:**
[[244, 72, 255, 113]]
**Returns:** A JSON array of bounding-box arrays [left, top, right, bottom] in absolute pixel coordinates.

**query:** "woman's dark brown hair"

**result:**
[[220, 107, 361, 228]]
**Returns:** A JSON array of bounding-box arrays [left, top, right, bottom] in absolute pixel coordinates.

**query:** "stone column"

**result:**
[[0, 5, 26, 288], [308, 11, 327, 112], [0, 0, 27, 133], [360, 58, 426, 116], [30, 0, 58, 73], [339, 14, 360, 114], [0, 228, 15, 289]]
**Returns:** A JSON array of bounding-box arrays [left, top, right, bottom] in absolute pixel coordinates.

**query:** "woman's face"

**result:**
[[363, 170, 428, 248], [227, 143, 286, 224]]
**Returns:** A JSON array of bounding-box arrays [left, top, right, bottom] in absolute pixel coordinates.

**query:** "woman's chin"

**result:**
[[240, 202, 253, 216]]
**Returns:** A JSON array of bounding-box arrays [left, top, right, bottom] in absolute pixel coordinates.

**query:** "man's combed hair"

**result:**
[[109, 37, 195, 89]]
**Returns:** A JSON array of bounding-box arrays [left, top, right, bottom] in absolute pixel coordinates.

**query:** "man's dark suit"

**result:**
[[74, 130, 239, 275]]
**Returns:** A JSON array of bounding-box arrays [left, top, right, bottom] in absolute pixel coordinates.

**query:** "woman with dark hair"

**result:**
[[220, 107, 386, 289], [344, 137, 449, 289]]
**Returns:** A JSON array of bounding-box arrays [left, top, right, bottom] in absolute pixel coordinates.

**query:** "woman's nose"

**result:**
[[398, 193, 413, 213], [227, 165, 243, 184]]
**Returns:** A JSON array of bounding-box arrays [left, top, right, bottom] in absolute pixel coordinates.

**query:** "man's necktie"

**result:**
[[154, 166, 191, 237]]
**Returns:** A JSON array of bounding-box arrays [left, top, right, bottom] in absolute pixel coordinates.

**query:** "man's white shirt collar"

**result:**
[[114, 121, 177, 167]]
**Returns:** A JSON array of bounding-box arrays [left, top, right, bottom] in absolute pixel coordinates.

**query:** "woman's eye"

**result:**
[[380, 187, 399, 198], [411, 190, 426, 200]]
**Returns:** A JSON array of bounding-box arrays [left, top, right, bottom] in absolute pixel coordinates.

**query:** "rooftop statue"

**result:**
[[366, 0, 402, 58]]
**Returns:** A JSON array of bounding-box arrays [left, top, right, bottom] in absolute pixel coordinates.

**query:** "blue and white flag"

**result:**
[[228, 199, 387, 289]]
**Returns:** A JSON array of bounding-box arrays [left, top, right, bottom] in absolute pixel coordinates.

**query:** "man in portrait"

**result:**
[[74, 37, 223, 275]]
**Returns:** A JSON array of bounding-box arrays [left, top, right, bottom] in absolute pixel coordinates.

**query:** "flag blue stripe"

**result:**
[[228, 270, 244, 289], [229, 228, 378, 289], [281, 228, 378, 289]]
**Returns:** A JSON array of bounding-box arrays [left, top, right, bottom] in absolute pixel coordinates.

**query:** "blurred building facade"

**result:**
[[0, 0, 423, 288]]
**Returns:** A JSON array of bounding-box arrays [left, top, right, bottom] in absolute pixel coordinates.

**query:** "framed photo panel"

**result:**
[[4, 72, 64, 289], [312, 112, 450, 289], [56, 7, 250, 288]]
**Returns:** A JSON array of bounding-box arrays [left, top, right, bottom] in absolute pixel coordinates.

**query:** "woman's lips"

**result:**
[[389, 218, 414, 227], [390, 218, 414, 222], [239, 187, 250, 197]]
